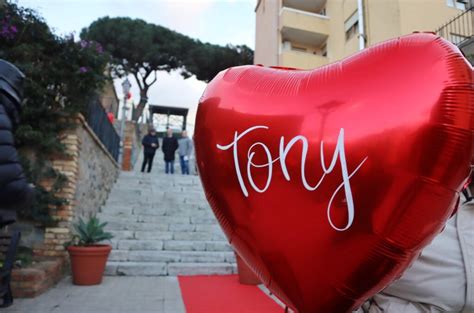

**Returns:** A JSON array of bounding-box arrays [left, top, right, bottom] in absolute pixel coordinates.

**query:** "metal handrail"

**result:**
[[86, 99, 120, 161], [436, 7, 473, 46]]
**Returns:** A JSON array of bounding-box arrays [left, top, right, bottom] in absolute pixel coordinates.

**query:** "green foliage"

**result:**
[[182, 42, 254, 82], [69, 216, 113, 246], [81, 16, 254, 120], [15, 246, 33, 268], [18, 155, 67, 225], [0, 2, 110, 225], [81, 17, 184, 77]]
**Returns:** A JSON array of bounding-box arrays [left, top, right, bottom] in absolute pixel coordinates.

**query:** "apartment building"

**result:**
[[254, 0, 471, 69]]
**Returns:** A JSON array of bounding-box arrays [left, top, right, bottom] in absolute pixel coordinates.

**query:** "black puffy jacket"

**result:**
[[162, 136, 178, 162], [142, 134, 159, 155], [0, 60, 33, 212]]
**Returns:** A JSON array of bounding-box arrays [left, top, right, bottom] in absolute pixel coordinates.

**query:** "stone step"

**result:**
[[100, 201, 212, 215], [99, 214, 197, 225], [135, 231, 175, 240], [107, 193, 204, 203], [108, 188, 144, 196], [97, 212, 217, 225], [112, 184, 202, 190], [97, 214, 139, 223], [109, 250, 235, 263], [105, 220, 169, 231], [112, 185, 203, 193], [109, 231, 226, 245], [115, 176, 196, 182], [106, 262, 167, 276], [115, 240, 164, 251], [106, 223, 219, 233], [167, 263, 237, 276], [100, 206, 134, 216], [134, 231, 223, 241], [99, 158, 235, 277], [135, 205, 212, 214], [172, 231, 226, 241], [108, 230, 135, 240], [163, 240, 232, 252], [109, 237, 231, 250], [105, 262, 237, 276], [157, 210, 215, 218], [101, 206, 214, 218], [103, 220, 223, 233]]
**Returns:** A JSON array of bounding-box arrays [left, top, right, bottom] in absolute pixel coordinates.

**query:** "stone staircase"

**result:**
[[99, 158, 237, 276]]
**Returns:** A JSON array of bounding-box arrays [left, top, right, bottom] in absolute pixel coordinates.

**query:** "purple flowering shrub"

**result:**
[[0, 2, 110, 224]]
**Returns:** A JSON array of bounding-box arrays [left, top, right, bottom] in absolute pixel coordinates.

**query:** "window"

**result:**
[[447, 0, 468, 10], [345, 10, 359, 41], [291, 44, 307, 52]]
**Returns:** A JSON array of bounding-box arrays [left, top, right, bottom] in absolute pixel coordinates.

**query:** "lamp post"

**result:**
[[119, 78, 132, 165]]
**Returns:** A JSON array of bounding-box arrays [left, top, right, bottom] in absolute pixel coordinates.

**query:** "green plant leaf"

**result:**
[[70, 216, 114, 246]]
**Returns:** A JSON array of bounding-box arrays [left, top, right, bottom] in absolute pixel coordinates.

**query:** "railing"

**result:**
[[86, 99, 120, 161], [436, 7, 473, 46], [280, 6, 329, 20]]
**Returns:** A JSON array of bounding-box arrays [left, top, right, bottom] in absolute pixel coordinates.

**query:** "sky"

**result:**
[[16, 0, 256, 131]]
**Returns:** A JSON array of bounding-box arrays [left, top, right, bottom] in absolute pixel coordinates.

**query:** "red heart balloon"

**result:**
[[194, 33, 473, 312]]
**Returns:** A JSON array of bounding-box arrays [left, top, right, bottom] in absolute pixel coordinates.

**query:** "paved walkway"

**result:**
[[4, 276, 186, 313]]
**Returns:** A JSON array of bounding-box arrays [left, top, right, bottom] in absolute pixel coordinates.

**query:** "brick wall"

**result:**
[[11, 258, 66, 298]]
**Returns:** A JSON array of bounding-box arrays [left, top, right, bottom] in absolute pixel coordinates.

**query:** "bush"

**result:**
[[0, 2, 110, 225]]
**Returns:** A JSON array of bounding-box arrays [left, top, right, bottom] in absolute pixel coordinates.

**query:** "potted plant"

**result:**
[[66, 216, 113, 285]]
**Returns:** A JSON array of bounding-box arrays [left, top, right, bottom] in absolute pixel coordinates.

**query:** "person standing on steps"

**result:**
[[178, 130, 193, 175], [162, 128, 178, 174], [141, 128, 159, 173]]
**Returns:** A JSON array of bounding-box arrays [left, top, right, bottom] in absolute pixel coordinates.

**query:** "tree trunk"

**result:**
[[132, 90, 148, 122]]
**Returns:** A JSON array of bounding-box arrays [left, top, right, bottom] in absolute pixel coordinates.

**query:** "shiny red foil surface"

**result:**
[[194, 33, 473, 313]]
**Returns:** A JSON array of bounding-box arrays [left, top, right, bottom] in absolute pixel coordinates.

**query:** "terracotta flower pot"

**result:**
[[235, 253, 261, 285], [67, 244, 112, 285]]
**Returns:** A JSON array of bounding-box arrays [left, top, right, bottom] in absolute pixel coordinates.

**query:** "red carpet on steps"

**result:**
[[178, 275, 283, 313]]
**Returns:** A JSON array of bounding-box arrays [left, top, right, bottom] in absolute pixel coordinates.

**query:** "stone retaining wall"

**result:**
[[34, 114, 120, 258], [74, 116, 120, 219]]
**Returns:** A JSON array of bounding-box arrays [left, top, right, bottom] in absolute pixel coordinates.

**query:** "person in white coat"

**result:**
[[356, 186, 473, 313]]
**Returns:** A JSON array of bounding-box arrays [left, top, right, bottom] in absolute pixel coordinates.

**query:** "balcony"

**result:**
[[282, 0, 327, 14], [280, 7, 329, 48], [280, 50, 329, 70]]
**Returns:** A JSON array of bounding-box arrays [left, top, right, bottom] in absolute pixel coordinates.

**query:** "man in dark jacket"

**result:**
[[0, 60, 33, 223], [141, 128, 159, 173], [162, 128, 178, 174]]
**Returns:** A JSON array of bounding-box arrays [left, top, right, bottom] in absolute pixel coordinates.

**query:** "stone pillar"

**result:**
[[34, 118, 81, 258], [121, 121, 135, 171]]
